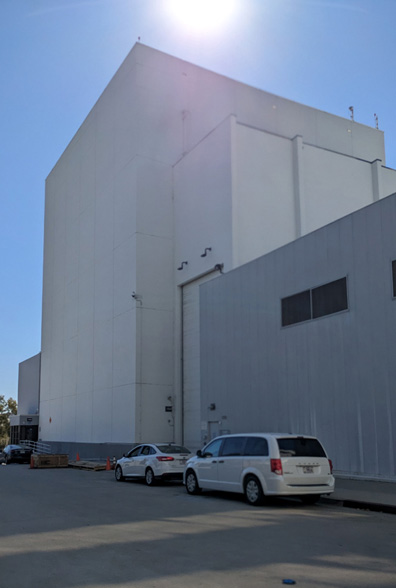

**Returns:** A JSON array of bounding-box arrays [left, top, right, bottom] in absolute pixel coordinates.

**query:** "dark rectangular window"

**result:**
[[281, 290, 311, 326], [312, 277, 348, 318], [392, 260, 396, 297], [282, 277, 348, 326], [221, 436, 246, 457], [244, 437, 269, 456], [277, 437, 326, 458]]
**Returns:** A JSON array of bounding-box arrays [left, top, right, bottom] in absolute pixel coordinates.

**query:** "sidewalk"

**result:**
[[322, 476, 396, 513]]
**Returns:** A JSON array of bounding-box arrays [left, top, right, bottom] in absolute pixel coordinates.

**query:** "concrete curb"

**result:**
[[321, 496, 396, 515]]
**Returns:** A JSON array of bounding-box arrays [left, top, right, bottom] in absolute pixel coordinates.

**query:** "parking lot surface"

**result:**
[[1, 463, 396, 587]]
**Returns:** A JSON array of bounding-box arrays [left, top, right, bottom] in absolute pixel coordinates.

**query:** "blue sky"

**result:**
[[1, 0, 396, 401]]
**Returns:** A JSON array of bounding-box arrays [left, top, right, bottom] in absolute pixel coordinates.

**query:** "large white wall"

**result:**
[[303, 146, 378, 233], [40, 43, 396, 448], [233, 122, 296, 266], [134, 158, 174, 441], [232, 124, 396, 268], [41, 113, 140, 444], [40, 51, 142, 443], [173, 116, 234, 278]]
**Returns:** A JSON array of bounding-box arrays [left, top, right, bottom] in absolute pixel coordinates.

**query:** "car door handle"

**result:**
[[211, 460, 217, 463], [218, 460, 224, 464]]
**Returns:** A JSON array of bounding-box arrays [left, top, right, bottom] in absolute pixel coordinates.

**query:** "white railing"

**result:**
[[19, 440, 52, 454]]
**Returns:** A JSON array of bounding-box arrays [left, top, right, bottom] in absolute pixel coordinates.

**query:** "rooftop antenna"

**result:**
[[349, 106, 354, 121], [374, 113, 379, 129]]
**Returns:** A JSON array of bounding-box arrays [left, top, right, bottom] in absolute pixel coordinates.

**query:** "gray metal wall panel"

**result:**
[[200, 193, 396, 480]]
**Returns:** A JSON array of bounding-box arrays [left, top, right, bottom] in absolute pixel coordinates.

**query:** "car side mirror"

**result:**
[[196, 449, 203, 457]]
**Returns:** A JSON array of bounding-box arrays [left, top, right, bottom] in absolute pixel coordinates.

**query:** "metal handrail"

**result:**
[[19, 440, 52, 454]]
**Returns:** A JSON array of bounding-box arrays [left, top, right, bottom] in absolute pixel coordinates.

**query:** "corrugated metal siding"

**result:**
[[200, 193, 396, 479]]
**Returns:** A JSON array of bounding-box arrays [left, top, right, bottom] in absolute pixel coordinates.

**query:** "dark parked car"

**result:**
[[1, 444, 32, 464]]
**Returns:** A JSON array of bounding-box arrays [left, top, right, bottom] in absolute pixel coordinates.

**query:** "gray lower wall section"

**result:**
[[200, 192, 396, 481], [18, 353, 41, 415], [41, 442, 136, 461]]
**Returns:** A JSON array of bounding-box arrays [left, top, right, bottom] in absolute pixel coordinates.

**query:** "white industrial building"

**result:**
[[200, 191, 396, 481], [16, 43, 396, 465]]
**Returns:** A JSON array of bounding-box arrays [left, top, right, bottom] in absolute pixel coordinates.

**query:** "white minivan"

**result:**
[[184, 433, 335, 505]]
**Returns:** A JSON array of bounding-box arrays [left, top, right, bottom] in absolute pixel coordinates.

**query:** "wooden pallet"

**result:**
[[68, 460, 107, 471], [31, 454, 69, 469]]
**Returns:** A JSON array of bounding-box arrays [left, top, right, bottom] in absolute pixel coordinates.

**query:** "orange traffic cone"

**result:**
[[30, 454, 35, 469], [106, 456, 111, 471], [76, 452, 80, 461]]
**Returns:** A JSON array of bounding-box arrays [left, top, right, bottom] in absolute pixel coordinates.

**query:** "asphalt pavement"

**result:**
[[1, 464, 396, 588], [2, 453, 395, 511]]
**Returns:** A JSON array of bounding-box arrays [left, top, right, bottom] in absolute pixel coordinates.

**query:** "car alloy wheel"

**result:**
[[145, 468, 155, 486], [185, 470, 200, 494], [244, 475, 263, 506], [115, 465, 124, 481]]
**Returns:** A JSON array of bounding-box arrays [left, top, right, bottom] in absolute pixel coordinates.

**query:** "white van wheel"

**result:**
[[244, 475, 264, 506]]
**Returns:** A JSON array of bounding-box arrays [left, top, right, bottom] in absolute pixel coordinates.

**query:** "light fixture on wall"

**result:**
[[177, 261, 188, 270], [131, 292, 142, 304], [201, 247, 212, 257], [214, 263, 224, 273]]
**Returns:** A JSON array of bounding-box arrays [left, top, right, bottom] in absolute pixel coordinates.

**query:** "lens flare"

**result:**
[[167, 0, 238, 34]]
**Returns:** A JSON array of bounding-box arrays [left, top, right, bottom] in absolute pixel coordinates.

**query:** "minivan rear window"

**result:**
[[277, 437, 326, 458], [244, 437, 269, 456]]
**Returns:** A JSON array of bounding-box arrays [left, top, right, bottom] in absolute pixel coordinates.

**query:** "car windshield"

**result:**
[[277, 437, 326, 457], [156, 445, 190, 454]]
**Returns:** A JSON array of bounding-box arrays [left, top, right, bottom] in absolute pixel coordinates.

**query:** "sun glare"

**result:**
[[167, 0, 238, 34]]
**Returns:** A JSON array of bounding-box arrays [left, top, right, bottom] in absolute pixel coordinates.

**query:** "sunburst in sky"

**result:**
[[165, 0, 239, 35]]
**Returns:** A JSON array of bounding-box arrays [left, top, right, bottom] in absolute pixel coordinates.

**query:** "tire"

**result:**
[[300, 494, 320, 505], [145, 468, 155, 486], [244, 475, 264, 506], [185, 470, 201, 495], [115, 465, 124, 482]]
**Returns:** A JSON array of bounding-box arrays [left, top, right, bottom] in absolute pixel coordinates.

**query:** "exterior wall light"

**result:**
[[201, 247, 212, 257]]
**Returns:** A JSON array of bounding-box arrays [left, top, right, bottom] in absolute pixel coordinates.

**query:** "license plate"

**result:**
[[303, 466, 314, 474], [179, 458, 186, 464]]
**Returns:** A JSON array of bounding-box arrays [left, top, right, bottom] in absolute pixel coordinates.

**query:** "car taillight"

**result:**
[[156, 456, 174, 461], [328, 459, 333, 474], [271, 458, 283, 475]]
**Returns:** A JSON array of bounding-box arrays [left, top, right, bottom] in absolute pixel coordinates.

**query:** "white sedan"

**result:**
[[115, 443, 192, 485]]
